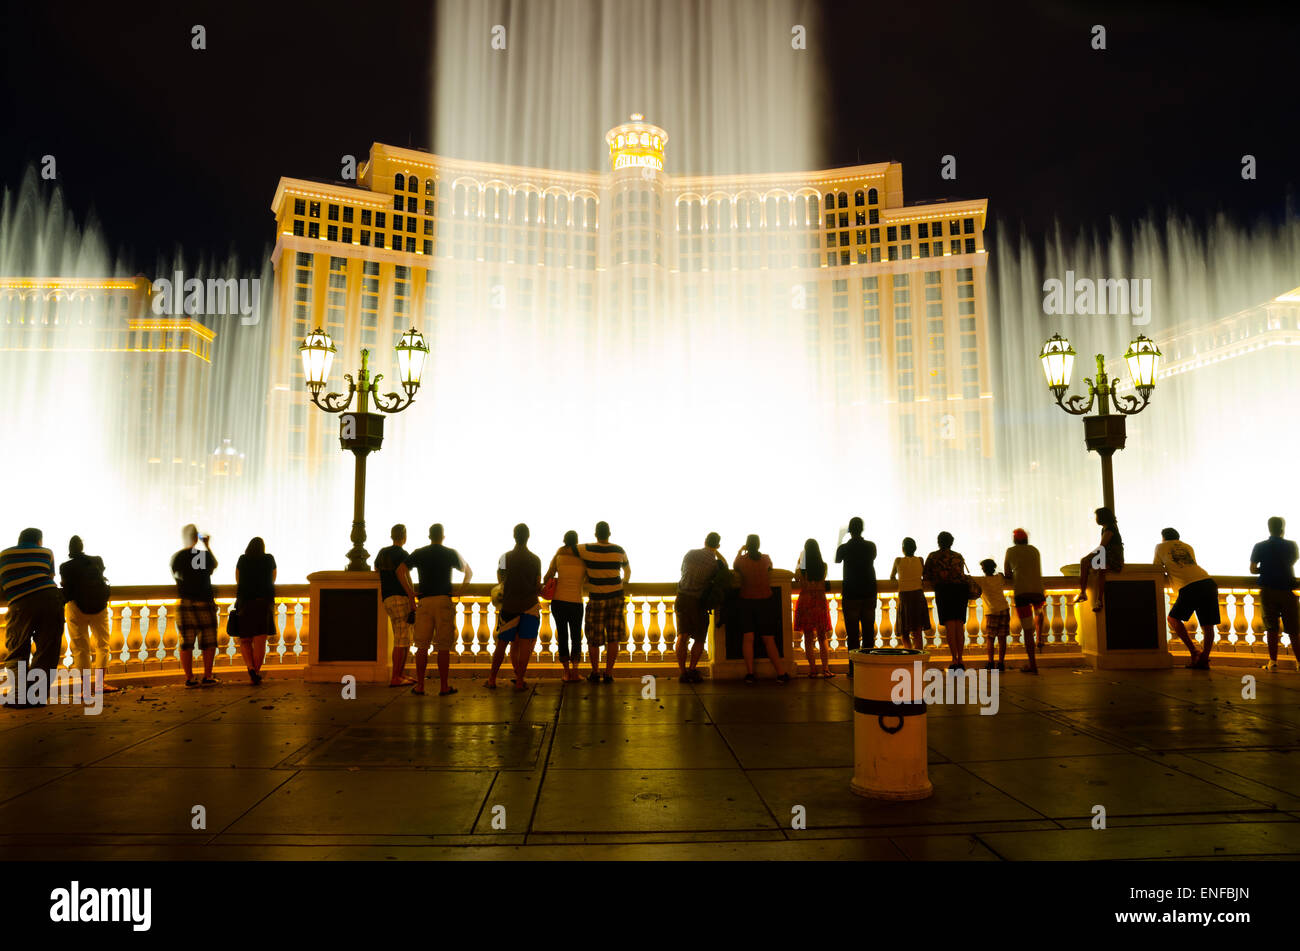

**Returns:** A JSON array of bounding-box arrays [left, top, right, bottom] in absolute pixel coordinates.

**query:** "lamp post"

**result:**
[[299, 327, 429, 571], [1039, 332, 1161, 514]]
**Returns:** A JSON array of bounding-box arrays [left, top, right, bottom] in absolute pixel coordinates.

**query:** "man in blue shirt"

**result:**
[[1, 527, 64, 708], [1250, 516, 1299, 671]]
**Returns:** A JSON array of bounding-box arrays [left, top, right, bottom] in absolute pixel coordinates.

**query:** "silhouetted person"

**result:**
[[890, 536, 930, 652], [795, 538, 833, 678], [1076, 507, 1123, 611], [975, 559, 1011, 671], [543, 530, 587, 683], [579, 521, 630, 683], [401, 523, 471, 695], [1153, 527, 1219, 670], [171, 524, 219, 687], [1004, 528, 1045, 673], [490, 523, 542, 691], [836, 517, 878, 677], [924, 531, 971, 670], [375, 524, 417, 687], [234, 537, 277, 685], [60, 536, 118, 693], [734, 534, 790, 685], [675, 532, 724, 683], [1250, 516, 1299, 671], [1, 528, 63, 707]]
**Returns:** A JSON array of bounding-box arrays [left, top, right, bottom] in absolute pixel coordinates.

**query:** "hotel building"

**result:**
[[268, 116, 990, 473]]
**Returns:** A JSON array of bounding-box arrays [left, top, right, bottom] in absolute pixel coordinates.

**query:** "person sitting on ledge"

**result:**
[[1075, 507, 1123, 612], [1153, 527, 1219, 670]]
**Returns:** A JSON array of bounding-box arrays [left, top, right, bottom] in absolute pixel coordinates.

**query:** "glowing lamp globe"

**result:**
[[1124, 334, 1161, 393], [1039, 333, 1076, 393], [394, 327, 429, 391], [299, 327, 336, 391]]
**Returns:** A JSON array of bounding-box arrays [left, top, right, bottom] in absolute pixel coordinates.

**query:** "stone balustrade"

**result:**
[[0, 576, 1291, 680]]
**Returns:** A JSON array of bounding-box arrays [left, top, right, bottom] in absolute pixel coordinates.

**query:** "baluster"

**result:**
[[296, 598, 310, 661], [140, 605, 160, 670], [1248, 590, 1264, 651], [216, 603, 232, 666], [162, 603, 180, 669], [539, 600, 554, 664], [832, 592, 845, 652], [123, 603, 143, 673], [457, 597, 474, 658], [631, 598, 647, 662], [476, 599, 491, 656], [280, 601, 298, 664], [664, 596, 677, 658], [1231, 590, 1247, 650], [874, 594, 890, 648], [1050, 593, 1065, 642], [647, 597, 663, 661], [966, 600, 980, 643]]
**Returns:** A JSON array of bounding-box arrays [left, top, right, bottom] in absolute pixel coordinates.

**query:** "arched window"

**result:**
[[837, 192, 848, 208], [855, 190, 865, 206], [527, 191, 539, 223], [409, 176, 420, 193], [512, 191, 527, 224], [824, 193, 834, 209], [585, 197, 598, 230], [453, 183, 466, 217], [868, 187, 878, 205], [425, 179, 435, 195], [395, 173, 406, 192], [677, 201, 690, 232]]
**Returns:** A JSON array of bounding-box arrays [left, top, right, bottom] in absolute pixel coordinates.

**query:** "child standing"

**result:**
[[795, 538, 833, 677], [890, 537, 930, 651], [976, 559, 1011, 671]]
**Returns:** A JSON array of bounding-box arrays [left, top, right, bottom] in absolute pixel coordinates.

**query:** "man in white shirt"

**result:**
[[1003, 528, 1046, 672], [1153, 527, 1219, 670]]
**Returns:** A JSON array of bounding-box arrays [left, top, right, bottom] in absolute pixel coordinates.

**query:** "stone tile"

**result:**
[[367, 688, 556, 724], [292, 722, 547, 768], [558, 692, 713, 724], [0, 767, 72, 804], [193, 689, 395, 724], [227, 769, 495, 836], [979, 821, 1300, 860], [716, 721, 854, 769], [697, 691, 853, 724], [1058, 705, 1300, 751], [97, 722, 338, 768], [963, 753, 1265, 818], [0, 767, 289, 835], [1, 721, 167, 767], [1181, 750, 1300, 801], [472, 770, 543, 834], [532, 768, 776, 833], [549, 722, 737, 770], [746, 764, 1041, 829], [924, 712, 1123, 762], [890, 833, 1001, 860]]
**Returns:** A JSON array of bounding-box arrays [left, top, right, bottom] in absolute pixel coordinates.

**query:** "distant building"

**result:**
[[268, 116, 991, 473]]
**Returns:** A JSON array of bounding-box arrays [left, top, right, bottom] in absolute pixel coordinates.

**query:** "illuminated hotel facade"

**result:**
[[268, 116, 990, 472]]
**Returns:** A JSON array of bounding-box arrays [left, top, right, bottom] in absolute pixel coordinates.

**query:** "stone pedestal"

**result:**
[[1076, 565, 1171, 669], [304, 570, 390, 683], [709, 568, 795, 679]]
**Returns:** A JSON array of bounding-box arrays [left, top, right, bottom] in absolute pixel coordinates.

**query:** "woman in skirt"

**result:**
[[234, 536, 277, 684], [890, 536, 932, 651], [794, 538, 833, 677]]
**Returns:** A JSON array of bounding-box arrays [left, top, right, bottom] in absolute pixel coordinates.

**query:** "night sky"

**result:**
[[3, 0, 1295, 269]]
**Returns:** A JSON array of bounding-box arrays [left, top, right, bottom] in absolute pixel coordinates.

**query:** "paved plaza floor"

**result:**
[[2, 665, 1298, 861]]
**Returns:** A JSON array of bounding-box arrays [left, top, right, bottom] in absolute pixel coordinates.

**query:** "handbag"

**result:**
[[542, 577, 558, 600], [227, 606, 241, 638], [966, 577, 982, 601]]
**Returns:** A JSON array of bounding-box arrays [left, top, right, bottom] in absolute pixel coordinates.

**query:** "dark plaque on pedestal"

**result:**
[[318, 587, 381, 662], [1102, 578, 1159, 650]]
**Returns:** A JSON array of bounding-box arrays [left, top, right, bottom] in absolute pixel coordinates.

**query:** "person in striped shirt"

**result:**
[[1, 528, 65, 707], [578, 521, 631, 683]]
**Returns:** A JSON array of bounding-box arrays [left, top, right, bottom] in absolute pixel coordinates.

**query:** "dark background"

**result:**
[[2, 0, 1295, 269]]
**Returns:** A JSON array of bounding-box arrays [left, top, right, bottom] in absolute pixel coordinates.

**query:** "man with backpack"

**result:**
[[675, 532, 726, 683], [60, 535, 119, 693]]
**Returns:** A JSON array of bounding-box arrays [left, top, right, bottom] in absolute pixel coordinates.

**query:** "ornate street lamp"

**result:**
[[1038, 332, 1161, 513], [299, 326, 429, 570]]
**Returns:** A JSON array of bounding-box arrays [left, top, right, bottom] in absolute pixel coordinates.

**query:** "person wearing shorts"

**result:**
[[923, 532, 971, 670], [375, 524, 417, 687], [733, 534, 790, 685], [675, 533, 724, 683], [171, 524, 219, 687], [402, 523, 471, 696], [579, 522, 631, 683], [1004, 528, 1046, 672], [1154, 527, 1220, 669], [1250, 517, 1300, 671], [490, 524, 542, 690], [975, 560, 1011, 671]]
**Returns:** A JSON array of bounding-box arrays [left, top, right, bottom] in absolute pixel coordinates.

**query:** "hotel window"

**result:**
[[869, 209, 879, 224], [887, 226, 897, 242], [918, 223, 929, 239], [826, 252, 836, 267], [343, 207, 354, 223], [838, 192, 848, 208], [824, 193, 834, 209], [871, 247, 881, 262], [393, 195, 403, 211], [825, 213, 835, 228], [964, 218, 975, 234], [406, 217, 416, 233], [933, 242, 943, 256], [293, 220, 304, 236], [425, 179, 435, 195], [328, 273, 346, 289], [902, 245, 912, 259], [376, 212, 386, 228], [949, 221, 960, 236], [856, 211, 866, 226], [839, 231, 849, 246], [360, 231, 370, 246], [308, 222, 319, 239], [839, 213, 848, 228], [425, 200, 434, 215], [342, 227, 353, 243], [361, 209, 372, 226], [374, 233, 384, 249], [900, 225, 911, 240], [423, 240, 433, 255], [869, 228, 879, 243], [409, 177, 420, 193], [854, 190, 864, 206], [918, 243, 929, 258], [327, 225, 338, 242], [293, 198, 305, 215], [856, 229, 866, 244], [407, 196, 417, 213], [296, 252, 312, 266], [309, 202, 320, 218], [840, 250, 850, 266], [328, 205, 339, 221], [295, 268, 310, 284], [330, 256, 346, 270], [404, 237, 414, 252], [362, 277, 379, 293], [395, 173, 405, 191], [867, 188, 878, 205], [950, 240, 961, 255], [363, 261, 379, 276], [888, 246, 898, 261]]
